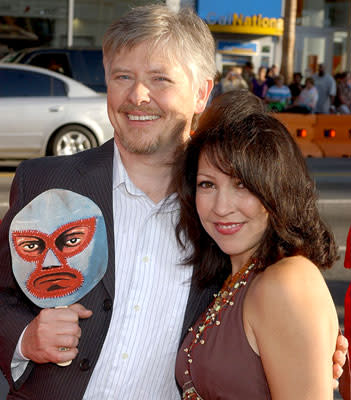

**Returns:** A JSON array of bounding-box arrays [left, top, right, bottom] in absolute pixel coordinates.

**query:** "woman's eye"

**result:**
[[197, 181, 214, 189], [233, 178, 245, 189]]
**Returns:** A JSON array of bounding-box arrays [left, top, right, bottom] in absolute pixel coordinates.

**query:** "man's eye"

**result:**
[[115, 74, 130, 80], [155, 76, 171, 82]]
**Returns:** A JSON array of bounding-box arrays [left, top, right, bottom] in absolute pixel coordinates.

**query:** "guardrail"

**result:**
[[274, 113, 351, 157]]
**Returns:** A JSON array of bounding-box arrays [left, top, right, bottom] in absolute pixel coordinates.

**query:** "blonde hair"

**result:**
[[102, 4, 216, 90]]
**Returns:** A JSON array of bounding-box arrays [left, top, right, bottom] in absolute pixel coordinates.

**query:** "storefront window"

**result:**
[[72, 0, 165, 47], [298, 0, 351, 28], [333, 31, 348, 73], [301, 36, 326, 76]]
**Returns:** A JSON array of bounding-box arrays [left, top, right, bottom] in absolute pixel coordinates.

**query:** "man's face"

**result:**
[[105, 42, 210, 156], [318, 64, 325, 76]]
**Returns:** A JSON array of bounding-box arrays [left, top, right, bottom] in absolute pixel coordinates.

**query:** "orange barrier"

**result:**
[[274, 113, 351, 157], [313, 115, 351, 157], [273, 113, 323, 157]]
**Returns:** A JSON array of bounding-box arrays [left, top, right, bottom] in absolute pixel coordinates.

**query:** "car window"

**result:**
[[0, 68, 67, 97], [28, 53, 73, 77], [1, 51, 22, 62], [76, 50, 106, 92]]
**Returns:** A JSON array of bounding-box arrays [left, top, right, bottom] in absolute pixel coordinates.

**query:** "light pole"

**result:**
[[67, 0, 74, 47]]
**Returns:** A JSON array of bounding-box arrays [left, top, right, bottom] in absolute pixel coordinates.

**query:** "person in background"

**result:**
[[289, 72, 303, 103], [335, 71, 351, 114], [287, 77, 318, 114], [265, 74, 292, 112], [207, 71, 222, 106], [252, 66, 268, 100], [242, 61, 255, 91], [313, 63, 336, 113], [266, 64, 279, 87], [220, 66, 248, 93], [175, 91, 339, 399]]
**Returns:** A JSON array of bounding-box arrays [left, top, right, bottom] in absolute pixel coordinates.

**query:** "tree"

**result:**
[[280, 0, 297, 84]]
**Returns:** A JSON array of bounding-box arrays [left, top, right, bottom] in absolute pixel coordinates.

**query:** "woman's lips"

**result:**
[[214, 222, 244, 235]]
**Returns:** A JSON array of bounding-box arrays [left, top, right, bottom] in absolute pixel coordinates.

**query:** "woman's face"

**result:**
[[259, 68, 266, 80], [195, 153, 269, 270]]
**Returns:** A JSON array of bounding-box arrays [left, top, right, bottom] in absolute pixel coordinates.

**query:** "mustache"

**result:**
[[118, 104, 165, 117]]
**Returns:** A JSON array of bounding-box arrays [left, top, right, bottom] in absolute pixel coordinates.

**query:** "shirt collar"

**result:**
[[112, 142, 179, 211]]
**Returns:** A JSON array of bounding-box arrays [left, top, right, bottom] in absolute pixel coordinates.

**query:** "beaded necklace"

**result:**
[[181, 260, 256, 400]]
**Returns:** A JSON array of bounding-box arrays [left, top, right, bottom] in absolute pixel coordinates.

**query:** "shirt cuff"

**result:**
[[11, 326, 30, 382]]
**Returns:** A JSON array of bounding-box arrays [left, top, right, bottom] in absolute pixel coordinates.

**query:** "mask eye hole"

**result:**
[[12, 235, 46, 260], [55, 225, 92, 255]]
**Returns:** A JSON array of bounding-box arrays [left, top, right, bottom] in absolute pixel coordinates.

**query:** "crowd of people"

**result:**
[[211, 61, 351, 115]]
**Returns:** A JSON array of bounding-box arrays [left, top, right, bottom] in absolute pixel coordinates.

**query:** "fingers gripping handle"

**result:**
[[55, 306, 72, 367]]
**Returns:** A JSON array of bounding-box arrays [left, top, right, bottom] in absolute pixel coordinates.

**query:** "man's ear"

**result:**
[[194, 79, 214, 114]]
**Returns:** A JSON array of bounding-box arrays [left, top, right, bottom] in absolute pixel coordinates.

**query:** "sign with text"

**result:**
[[197, 0, 284, 36]]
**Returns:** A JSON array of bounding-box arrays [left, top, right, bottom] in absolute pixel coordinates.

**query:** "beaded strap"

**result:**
[[181, 261, 256, 399]]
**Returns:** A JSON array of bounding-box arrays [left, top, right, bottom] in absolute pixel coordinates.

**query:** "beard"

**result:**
[[116, 116, 187, 155]]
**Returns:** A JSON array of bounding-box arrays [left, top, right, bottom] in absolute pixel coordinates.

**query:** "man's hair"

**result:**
[[102, 4, 216, 89], [174, 90, 337, 286]]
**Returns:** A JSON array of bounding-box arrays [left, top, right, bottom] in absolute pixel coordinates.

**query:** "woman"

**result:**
[[174, 91, 339, 399], [288, 77, 319, 114], [252, 66, 268, 99]]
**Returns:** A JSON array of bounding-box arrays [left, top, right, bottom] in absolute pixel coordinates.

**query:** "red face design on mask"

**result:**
[[12, 217, 96, 299]]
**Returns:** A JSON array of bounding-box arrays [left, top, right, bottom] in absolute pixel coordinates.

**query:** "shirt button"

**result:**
[[122, 353, 128, 360], [79, 358, 91, 371], [142, 256, 149, 263], [103, 298, 113, 311], [134, 305, 140, 311]]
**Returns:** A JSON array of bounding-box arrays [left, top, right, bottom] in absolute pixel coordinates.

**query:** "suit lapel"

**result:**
[[77, 139, 116, 299]]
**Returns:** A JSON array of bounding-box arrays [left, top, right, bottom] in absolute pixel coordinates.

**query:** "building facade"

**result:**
[[1, 0, 350, 77], [0, 0, 282, 73], [196, 0, 284, 75], [295, 0, 351, 76]]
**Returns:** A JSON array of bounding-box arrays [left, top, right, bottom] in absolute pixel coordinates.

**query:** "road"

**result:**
[[0, 158, 350, 399]]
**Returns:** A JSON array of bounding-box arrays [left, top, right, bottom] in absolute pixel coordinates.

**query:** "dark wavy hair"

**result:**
[[174, 91, 337, 286]]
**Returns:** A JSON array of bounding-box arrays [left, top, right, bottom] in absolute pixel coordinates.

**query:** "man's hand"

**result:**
[[333, 334, 349, 389], [21, 303, 92, 364]]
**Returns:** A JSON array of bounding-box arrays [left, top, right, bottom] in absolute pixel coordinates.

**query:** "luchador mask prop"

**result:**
[[9, 189, 108, 308]]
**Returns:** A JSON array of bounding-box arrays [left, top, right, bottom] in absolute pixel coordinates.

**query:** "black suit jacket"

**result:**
[[0, 139, 221, 399]]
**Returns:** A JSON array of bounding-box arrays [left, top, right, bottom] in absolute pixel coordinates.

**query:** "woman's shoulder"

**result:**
[[248, 256, 330, 311], [246, 255, 337, 335], [255, 255, 321, 284]]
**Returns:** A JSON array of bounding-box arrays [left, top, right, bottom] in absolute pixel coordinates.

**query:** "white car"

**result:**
[[0, 63, 113, 162]]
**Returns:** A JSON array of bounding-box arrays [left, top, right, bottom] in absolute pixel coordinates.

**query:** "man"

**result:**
[[313, 63, 336, 113], [0, 5, 347, 400]]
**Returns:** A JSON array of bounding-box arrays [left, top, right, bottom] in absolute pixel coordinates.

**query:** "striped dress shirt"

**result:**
[[83, 145, 193, 399]]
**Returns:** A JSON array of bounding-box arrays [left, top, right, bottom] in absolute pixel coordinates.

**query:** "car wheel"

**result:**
[[50, 125, 97, 156]]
